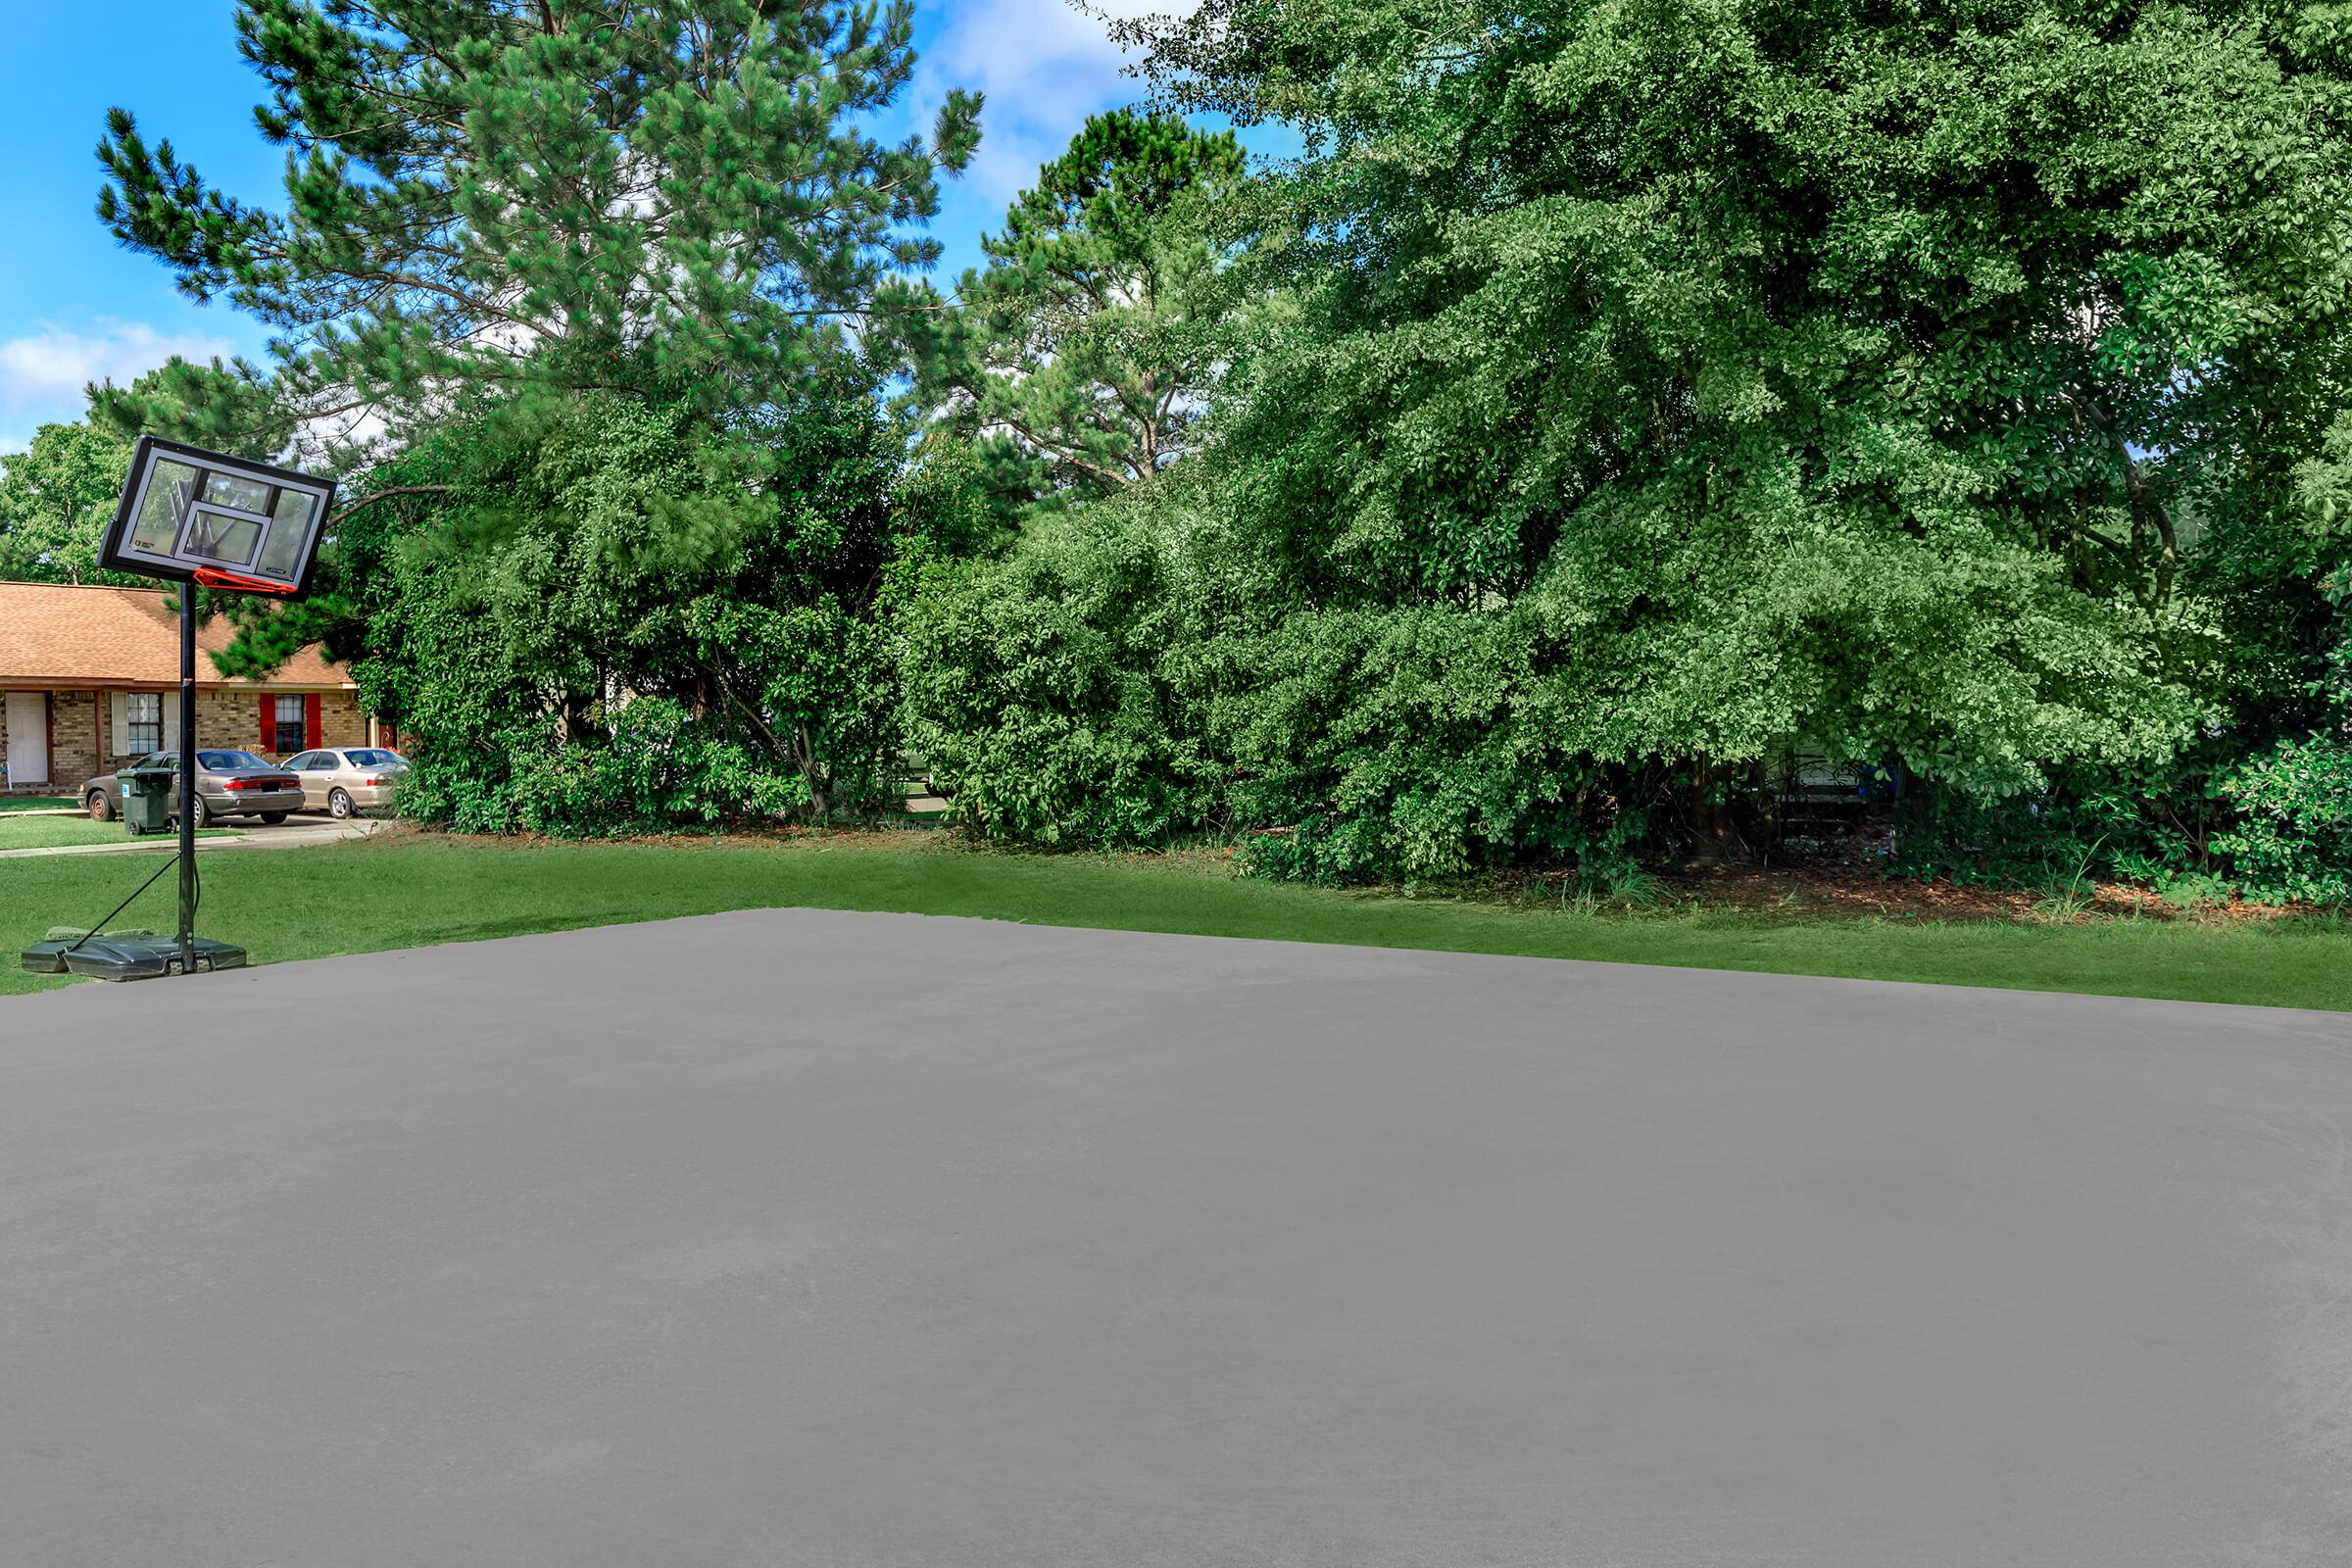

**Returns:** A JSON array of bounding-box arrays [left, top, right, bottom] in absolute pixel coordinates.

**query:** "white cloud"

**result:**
[[0, 318, 240, 434], [920, 0, 1172, 211]]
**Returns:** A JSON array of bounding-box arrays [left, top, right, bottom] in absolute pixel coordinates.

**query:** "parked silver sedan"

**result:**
[[81, 750, 307, 828], [282, 747, 409, 818]]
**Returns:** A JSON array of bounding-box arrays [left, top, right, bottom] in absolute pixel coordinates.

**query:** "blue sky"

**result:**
[[0, 0, 1178, 454]]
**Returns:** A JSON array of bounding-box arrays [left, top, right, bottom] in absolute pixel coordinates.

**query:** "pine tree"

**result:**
[[886, 109, 1242, 512], [94, 0, 982, 458], [89, 2, 990, 832]]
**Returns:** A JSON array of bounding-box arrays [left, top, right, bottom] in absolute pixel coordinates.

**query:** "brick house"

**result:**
[[0, 581, 382, 795]]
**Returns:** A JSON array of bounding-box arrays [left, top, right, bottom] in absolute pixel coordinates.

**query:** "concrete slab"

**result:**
[[1, 910, 2348, 1565]]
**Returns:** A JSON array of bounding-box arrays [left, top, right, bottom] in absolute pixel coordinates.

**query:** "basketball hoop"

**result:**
[[98, 436, 336, 597]]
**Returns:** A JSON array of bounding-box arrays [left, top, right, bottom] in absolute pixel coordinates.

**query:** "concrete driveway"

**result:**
[[0, 814, 391, 858], [2, 911, 2348, 1566]]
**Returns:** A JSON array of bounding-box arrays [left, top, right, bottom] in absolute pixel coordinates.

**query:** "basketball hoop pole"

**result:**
[[177, 581, 198, 974]]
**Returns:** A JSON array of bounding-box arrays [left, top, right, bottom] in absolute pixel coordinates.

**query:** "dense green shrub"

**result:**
[[2215, 739, 2352, 906], [904, 480, 1701, 881], [901, 485, 1229, 846], [1886, 724, 2352, 907], [225, 386, 981, 836], [905, 454, 2235, 886], [502, 699, 803, 838], [374, 394, 912, 832]]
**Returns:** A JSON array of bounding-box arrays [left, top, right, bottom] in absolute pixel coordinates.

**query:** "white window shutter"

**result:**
[[161, 698, 179, 752], [111, 694, 129, 758]]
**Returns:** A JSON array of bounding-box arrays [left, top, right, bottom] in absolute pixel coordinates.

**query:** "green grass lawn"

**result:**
[[0, 796, 80, 814], [4, 829, 2347, 1009], [0, 815, 235, 852]]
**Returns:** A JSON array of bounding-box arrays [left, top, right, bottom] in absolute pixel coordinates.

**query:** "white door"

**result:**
[[6, 692, 50, 786]]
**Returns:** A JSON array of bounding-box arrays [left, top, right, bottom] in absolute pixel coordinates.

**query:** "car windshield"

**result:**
[[344, 750, 406, 767], [198, 751, 267, 769]]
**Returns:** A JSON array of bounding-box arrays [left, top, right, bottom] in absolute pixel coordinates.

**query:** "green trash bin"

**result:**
[[121, 760, 173, 837]]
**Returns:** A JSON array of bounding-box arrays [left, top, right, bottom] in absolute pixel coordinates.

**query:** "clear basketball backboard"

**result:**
[[98, 436, 337, 596]]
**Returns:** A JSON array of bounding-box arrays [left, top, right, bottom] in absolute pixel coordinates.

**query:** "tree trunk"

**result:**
[[792, 723, 829, 821], [560, 687, 598, 744]]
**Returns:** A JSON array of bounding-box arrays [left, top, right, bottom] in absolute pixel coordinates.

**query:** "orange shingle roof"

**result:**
[[0, 582, 355, 689]]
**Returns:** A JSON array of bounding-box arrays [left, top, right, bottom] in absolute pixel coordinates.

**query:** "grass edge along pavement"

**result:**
[[0, 816, 238, 853], [2, 830, 2346, 1010]]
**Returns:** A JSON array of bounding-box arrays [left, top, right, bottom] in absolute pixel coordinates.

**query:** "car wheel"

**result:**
[[328, 788, 355, 820], [261, 811, 290, 825], [87, 790, 114, 822], [191, 794, 212, 830]]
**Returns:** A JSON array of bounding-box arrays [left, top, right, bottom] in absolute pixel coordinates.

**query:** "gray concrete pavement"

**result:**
[[0, 816, 390, 858], [2, 911, 2349, 1566]]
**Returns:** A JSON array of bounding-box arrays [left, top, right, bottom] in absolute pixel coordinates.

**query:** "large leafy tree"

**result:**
[[0, 421, 138, 584], [913, 0, 2352, 880], [1173, 3, 2347, 792], [95, 0, 982, 456], [886, 109, 1243, 512], [1120, 0, 2352, 651]]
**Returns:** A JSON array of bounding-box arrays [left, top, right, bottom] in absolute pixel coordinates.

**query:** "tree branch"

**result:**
[[325, 485, 455, 527]]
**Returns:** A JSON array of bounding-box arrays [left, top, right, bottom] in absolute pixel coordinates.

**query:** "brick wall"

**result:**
[[48, 691, 101, 792], [202, 690, 270, 760], [241, 689, 369, 759], [318, 690, 367, 749]]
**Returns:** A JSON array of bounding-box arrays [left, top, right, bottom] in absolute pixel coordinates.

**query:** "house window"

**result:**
[[271, 695, 306, 755], [126, 693, 162, 754]]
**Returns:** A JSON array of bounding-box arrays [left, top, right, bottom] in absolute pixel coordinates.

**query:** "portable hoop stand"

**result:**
[[20, 439, 334, 982]]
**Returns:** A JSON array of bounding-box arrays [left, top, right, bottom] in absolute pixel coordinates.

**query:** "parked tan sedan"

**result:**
[[82, 750, 306, 828], [281, 747, 409, 818]]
